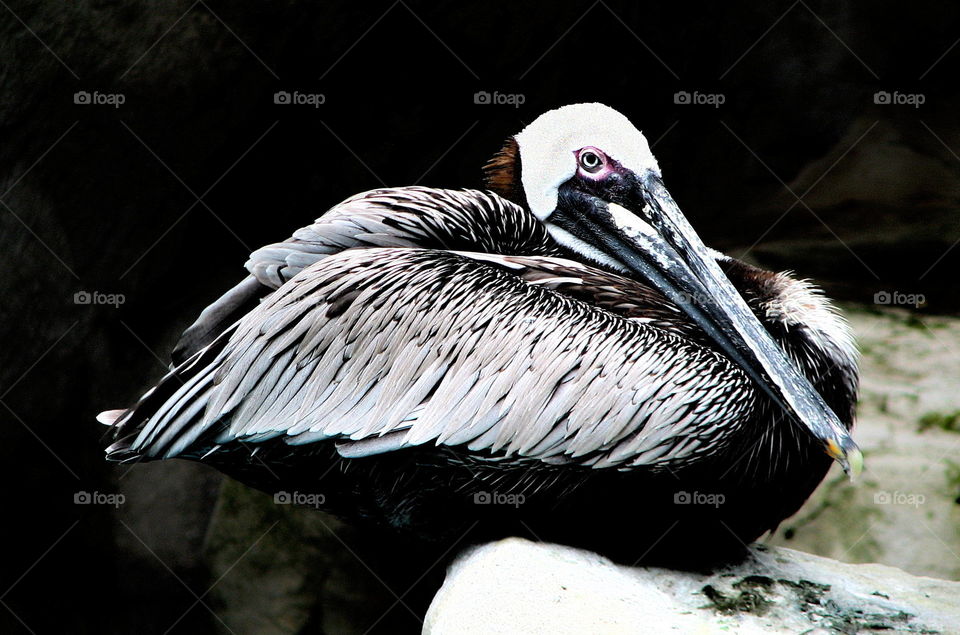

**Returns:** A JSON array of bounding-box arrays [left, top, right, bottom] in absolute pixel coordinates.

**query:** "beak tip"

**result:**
[[827, 436, 863, 481], [844, 445, 864, 481]]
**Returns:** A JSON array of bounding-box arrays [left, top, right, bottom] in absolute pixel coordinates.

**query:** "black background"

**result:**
[[3, 1, 959, 633]]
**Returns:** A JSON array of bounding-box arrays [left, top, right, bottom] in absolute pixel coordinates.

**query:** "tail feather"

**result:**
[[96, 409, 128, 426], [104, 323, 238, 462]]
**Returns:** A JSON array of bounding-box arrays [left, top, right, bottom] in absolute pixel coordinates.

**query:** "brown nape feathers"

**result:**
[[482, 137, 527, 208]]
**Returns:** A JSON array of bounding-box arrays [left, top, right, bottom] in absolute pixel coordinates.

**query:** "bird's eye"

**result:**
[[578, 149, 604, 173]]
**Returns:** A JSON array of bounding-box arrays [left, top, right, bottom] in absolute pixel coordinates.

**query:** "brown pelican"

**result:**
[[101, 103, 860, 565]]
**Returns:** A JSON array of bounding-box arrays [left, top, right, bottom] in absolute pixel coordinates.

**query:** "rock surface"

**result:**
[[425, 538, 960, 635]]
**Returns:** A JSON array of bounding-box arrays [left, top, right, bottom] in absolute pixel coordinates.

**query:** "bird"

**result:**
[[100, 103, 861, 566]]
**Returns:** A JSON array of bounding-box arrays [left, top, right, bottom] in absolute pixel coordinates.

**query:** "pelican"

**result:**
[[101, 103, 860, 564]]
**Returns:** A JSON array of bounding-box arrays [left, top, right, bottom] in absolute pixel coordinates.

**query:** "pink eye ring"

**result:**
[[577, 147, 605, 173]]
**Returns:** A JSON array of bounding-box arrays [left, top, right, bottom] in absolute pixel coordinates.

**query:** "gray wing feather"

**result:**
[[244, 186, 562, 289], [130, 248, 756, 469], [171, 276, 265, 365]]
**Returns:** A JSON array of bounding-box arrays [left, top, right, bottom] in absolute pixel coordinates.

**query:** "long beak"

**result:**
[[552, 173, 862, 478]]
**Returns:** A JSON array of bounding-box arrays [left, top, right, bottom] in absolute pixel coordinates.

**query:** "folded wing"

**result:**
[[111, 248, 756, 471]]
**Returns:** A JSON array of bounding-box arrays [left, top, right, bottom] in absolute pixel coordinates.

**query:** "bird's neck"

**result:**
[[718, 255, 860, 428]]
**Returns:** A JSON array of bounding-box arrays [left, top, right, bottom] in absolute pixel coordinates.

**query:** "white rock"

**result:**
[[424, 538, 960, 634]]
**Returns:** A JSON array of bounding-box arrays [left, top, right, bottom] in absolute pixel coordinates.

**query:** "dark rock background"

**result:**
[[2, 1, 959, 633]]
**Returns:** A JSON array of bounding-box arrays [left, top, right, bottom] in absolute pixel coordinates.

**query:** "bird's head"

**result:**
[[484, 103, 862, 478]]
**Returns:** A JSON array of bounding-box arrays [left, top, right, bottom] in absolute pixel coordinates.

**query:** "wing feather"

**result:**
[[121, 247, 757, 470]]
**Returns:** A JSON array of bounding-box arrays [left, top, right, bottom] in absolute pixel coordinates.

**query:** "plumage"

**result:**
[[102, 104, 860, 565]]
